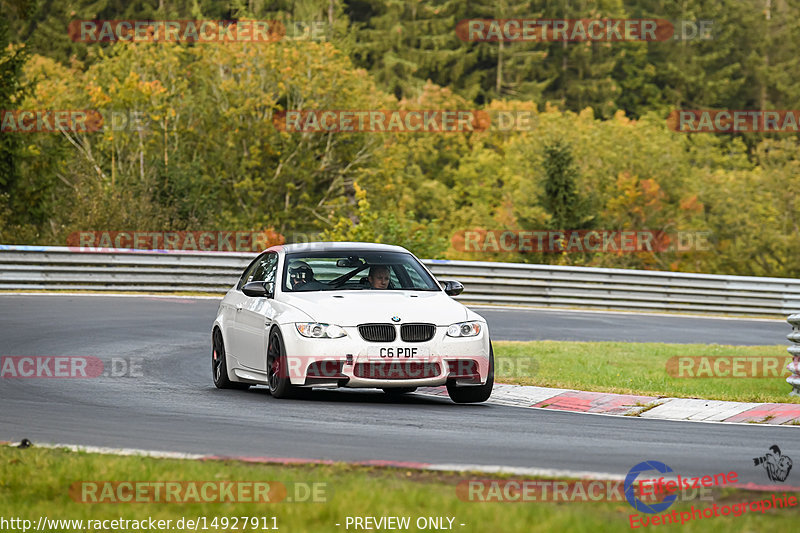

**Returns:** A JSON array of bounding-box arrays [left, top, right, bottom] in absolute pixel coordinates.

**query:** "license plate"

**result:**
[[367, 346, 430, 360]]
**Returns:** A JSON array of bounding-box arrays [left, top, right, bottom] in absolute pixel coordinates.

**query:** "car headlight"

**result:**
[[446, 321, 481, 337], [295, 323, 347, 339]]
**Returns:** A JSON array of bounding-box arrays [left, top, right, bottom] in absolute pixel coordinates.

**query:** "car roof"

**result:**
[[268, 241, 412, 254]]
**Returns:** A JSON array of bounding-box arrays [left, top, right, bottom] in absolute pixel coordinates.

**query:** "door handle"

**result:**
[[235, 304, 243, 312]]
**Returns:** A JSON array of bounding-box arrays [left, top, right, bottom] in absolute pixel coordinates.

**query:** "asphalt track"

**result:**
[[0, 294, 797, 485]]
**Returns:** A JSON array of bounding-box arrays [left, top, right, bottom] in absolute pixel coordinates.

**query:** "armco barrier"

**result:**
[[1, 245, 800, 316], [0, 245, 253, 293], [787, 314, 800, 395]]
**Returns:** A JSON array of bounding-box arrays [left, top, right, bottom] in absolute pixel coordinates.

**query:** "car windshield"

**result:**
[[283, 251, 440, 292]]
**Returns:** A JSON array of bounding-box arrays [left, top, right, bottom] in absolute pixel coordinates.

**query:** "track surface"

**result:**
[[1, 294, 797, 484], [477, 307, 787, 345]]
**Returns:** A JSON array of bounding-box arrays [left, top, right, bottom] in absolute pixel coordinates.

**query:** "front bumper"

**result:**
[[280, 323, 490, 388]]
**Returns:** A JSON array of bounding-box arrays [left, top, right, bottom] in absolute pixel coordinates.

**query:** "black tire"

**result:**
[[446, 343, 494, 404], [212, 328, 250, 390], [382, 387, 417, 395], [267, 328, 298, 399]]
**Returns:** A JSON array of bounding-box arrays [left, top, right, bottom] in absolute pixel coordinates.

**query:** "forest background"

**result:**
[[2, 0, 799, 277]]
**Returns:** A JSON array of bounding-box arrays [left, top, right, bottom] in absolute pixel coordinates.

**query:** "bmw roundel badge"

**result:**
[[391, 316, 401, 322]]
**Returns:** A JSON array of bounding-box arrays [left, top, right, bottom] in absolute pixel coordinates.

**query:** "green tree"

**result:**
[[540, 140, 592, 230], [0, 0, 32, 193], [321, 183, 447, 258]]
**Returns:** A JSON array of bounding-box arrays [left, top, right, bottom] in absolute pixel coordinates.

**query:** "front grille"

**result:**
[[358, 323, 396, 342], [400, 323, 436, 342], [354, 362, 441, 380]]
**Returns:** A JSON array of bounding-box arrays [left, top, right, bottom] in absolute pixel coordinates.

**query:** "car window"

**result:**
[[237, 252, 277, 290], [237, 253, 265, 290], [251, 252, 278, 283], [283, 251, 439, 292], [398, 263, 425, 287]]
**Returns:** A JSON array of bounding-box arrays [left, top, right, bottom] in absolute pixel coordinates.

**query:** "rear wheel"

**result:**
[[446, 343, 494, 404], [267, 328, 298, 399], [382, 387, 417, 395], [212, 328, 249, 390]]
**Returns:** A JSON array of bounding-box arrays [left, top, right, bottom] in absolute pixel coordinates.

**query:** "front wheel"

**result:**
[[212, 328, 250, 390], [446, 343, 494, 404], [267, 328, 298, 399]]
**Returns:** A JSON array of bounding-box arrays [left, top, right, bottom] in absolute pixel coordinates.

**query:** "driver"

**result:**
[[288, 261, 314, 289], [367, 265, 390, 289]]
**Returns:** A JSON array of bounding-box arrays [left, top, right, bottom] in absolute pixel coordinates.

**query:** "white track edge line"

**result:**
[[3, 441, 624, 480]]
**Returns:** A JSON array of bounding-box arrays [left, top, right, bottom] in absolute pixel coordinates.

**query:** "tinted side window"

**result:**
[[237, 253, 265, 290], [251, 253, 278, 283]]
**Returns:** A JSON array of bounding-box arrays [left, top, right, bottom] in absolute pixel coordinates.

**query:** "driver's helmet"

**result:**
[[288, 260, 313, 287]]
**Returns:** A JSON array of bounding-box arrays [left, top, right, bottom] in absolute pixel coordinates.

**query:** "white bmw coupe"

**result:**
[[211, 242, 493, 403]]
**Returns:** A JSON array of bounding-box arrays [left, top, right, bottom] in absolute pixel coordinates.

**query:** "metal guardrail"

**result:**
[[787, 314, 800, 395], [424, 260, 800, 316], [2, 245, 800, 317], [0, 246, 254, 293]]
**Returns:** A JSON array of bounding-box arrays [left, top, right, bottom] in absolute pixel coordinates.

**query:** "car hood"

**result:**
[[280, 290, 473, 326]]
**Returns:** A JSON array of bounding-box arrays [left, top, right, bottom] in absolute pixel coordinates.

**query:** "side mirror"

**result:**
[[242, 281, 275, 298], [442, 280, 464, 296]]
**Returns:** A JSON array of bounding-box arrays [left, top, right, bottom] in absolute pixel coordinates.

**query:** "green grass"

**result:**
[[494, 341, 799, 404], [1, 446, 798, 533]]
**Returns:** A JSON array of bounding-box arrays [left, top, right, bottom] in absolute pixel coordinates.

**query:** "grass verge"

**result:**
[[2, 446, 798, 533], [494, 341, 799, 404]]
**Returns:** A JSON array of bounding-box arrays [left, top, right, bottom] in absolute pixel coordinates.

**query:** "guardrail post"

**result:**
[[787, 314, 800, 396]]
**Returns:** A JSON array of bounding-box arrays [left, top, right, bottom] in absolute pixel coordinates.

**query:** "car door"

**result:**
[[233, 252, 279, 371], [222, 253, 264, 363]]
